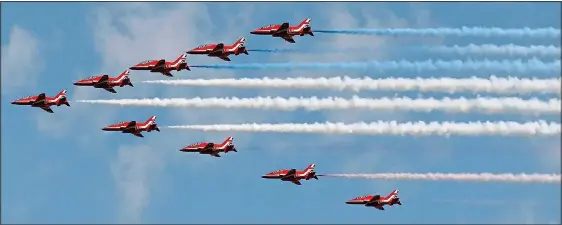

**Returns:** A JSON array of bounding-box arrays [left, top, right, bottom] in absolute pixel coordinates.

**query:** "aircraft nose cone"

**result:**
[[102, 127, 109, 131], [250, 31, 258, 34], [11, 101, 17, 104], [261, 175, 268, 178]]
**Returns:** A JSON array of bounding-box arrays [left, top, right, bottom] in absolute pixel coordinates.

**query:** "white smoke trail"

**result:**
[[166, 121, 561, 137], [313, 27, 561, 38], [428, 44, 561, 57], [75, 96, 561, 115], [192, 58, 560, 73], [250, 44, 561, 57], [142, 76, 562, 95], [320, 173, 561, 184]]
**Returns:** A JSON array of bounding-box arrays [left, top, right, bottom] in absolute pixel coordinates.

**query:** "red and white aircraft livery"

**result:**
[[102, 116, 160, 138], [187, 37, 248, 61], [346, 189, 402, 211], [250, 18, 313, 43], [12, 90, 70, 113], [129, 53, 190, 77], [261, 164, 318, 185], [179, 136, 237, 157], [73, 70, 133, 93]]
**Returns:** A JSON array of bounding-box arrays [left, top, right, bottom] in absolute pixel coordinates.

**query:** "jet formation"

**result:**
[[11, 17, 403, 211]]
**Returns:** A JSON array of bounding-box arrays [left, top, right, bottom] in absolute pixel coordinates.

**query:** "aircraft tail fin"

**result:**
[[300, 17, 311, 26], [303, 163, 317, 179], [56, 90, 70, 106], [145, 116, 157, 124], [120, 70, 134, 87], [234, 37, 245, 45], [386, 189, 399, 199], [219, 136, 234, 148], [172, 53, 189, 70], [117, 70, 130, 79], [56, 89, 67, 98], [233, 37, 248, 55], [300, 18, 313, 36]]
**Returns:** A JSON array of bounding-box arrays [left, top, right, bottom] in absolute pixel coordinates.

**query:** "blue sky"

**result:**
[[1, 2, 560, 224]]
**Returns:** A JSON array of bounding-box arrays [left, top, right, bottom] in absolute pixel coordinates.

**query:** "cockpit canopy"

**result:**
[[260, 24, 275, 29], [197, 44, 211, 48], [138, 60, 153, 64], [355, 195, 369, 199]]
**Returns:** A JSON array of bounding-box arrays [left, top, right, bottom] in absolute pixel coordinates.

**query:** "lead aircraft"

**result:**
[[250, 18, 313, 43]]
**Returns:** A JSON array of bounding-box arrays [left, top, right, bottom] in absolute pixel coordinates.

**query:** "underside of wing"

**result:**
[[132, 132, 144, 138], [40, 106, 54, 113], [282, 36, 296, 43], [291, 180, 302, 185], [211, 153, 221, 157], [219, 55, 231, 61], [104, 87, 117, 93], [161, 71, 173, 77]]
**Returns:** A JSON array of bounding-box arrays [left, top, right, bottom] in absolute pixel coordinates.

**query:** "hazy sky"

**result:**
[[1, 2, 560, 223]]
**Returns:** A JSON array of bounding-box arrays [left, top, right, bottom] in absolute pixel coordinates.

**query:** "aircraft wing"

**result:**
[[211, 152, 221, 157], [282, 169, 297, 179], [281, 35, 296, 43], [365, 195, 381, 206], [32, 93, 47, 106], [219, 55, 231, 61], [203, 143, 215, 151], [161, 71, 173, 77], [153, 59, 166, 70], [132, 132, 144, 138], [373, 205, 385, 210], [40, 106, 54, 113], [291, 180, 302, 185], [94, 75, 110, 88], [104, 87, 117, 93], [123, 121, 137, 132], [274, 23, 290, 35], [209, 43, 225, 55]]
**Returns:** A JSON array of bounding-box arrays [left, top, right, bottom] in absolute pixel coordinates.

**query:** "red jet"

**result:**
[[11, 90, 70, 113], [250, 18, 313, 43], [179, 136, 237, 157], [129, 53, 190, 77], [187, 37, 248, 61], [261, 164, 318, 185], [346, 189, 402, 210], [73, 70, 133, 93], [102, 116, 160, 138]]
